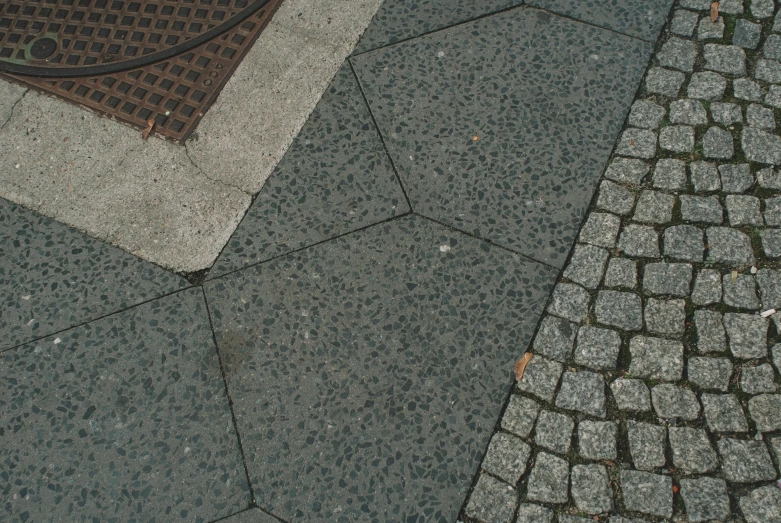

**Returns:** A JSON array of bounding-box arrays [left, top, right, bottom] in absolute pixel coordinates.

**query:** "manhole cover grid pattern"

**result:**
[[0, 0, 282, 143]]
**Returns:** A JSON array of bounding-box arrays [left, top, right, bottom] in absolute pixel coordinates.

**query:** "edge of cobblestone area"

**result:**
[[458, 1, 781, 522]]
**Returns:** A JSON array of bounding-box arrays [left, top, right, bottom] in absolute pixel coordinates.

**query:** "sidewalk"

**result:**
[[2, 0, 779, 522]]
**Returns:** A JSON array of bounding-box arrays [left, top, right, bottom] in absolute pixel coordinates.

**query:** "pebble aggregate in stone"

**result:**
[[618, 224, 660, 258], [627, 421, 667, 471], [632, 191, 674, 224], [652, 158, 686, 190], [692, 269, 723, 305], [690, 161, 721, 192], [595, 290, 643, 331], [687, 70, 727, 99], [643, 262, 692, 297], [517, 356, 563, 403], [722, 273, 760, 309], [534, 410, 573, 454], [578, 421, 617, 460], [749, 394, 781, 432], [574, 326, 620, 370], [620, 470, 672, 518], [668, 427, 720, 474], [547, 283, 591, 324], [597, 180, 636, 215], [740, 485, 781, 523], [664, 225, 704, 261], [741, 364, 777, 394], [695, 309, 727, 352], [465, 474, 517, 523], [570, 464, 613, 514], [555, 371, 606, 418], [724, 313, 768, 359], [580, 212, 622, 248], [717, 438, 777, 483], [680, 195, 723, 224], [533, 315, 577, 363], [688, 357, 732, 391], [651, 383, 701, 420], [703, 126, 735, 159], [628, 100, 665, 129], [726, 195, 764, 226], [659, 125, 695, 153], [701, 393, 750, 432], [719, 163, 753, 193], [563, 244, 609, 290], [482, 432, 532, 484], [610, 378, 651, 412], [679, 477, 731, 523], [501, 395, 541, 438], [706, 227, 756, 265], [646, 67, 685, 97], [603, 257, 637, 288], [525, 452, 569, 504]]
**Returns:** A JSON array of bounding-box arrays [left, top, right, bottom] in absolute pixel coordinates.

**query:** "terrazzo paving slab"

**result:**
[[352, 0, 523, 54], [218, 508, 281, 523], [352, 8, 652, 268], [0, 289, 248, 522], [204, 215, 557, 521], [527, 0, 675, 41], [210, 64, 408, 277], [0, 198, 187, 351]]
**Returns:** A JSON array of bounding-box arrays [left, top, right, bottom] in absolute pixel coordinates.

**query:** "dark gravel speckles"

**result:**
[[204, 216, 556, 521], [352, 8, 651, 268], [0, 289, 248, 521]]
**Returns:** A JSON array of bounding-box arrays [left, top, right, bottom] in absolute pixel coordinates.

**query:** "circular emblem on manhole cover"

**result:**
[[0, 0, 271, 77]]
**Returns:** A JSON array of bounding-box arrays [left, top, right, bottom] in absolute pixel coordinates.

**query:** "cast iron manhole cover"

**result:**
[[0, 0, 283, 143]]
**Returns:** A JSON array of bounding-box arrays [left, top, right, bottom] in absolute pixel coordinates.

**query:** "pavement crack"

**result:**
[[184, 143, 251, 195], [0, 88, 28, 133]]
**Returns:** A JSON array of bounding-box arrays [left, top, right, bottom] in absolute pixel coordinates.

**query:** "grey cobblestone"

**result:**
[[517, 355, 563, 403], [704, 44, 746, 75], [652, 158, 686, 190], [628, 100, 665, 130], [757, 268, 781, 308], [692, 269, 723, 305], [680, 195, 723, 224], [579, 212, 621, 248], [726, 194, 764, 226], [706, 227, 756, 265], [632, 191, 674, 224], [688, 357, 732, 391], [722, 273, 760, 309], [595, 290, 643, 331], [701, 393, 749, 432], [670, 99, 707, 125], [482, 432, 532, 484], [747, 104, 775, 130], [627, 421, 667, 470], [571, 464, 613, 514], [740, 486, 781, 523], [555, 371, 606, 418], [751, 0, 775, 18], [760, 229, 781, 258], [703, 126, 735, 159], [534, 410, 573, 454], [620, 470, 672, 518], [629, 336, 684, 381], [717, 438, 777, 482], [757, 167, 781, 189], [664, 224, 704, 261], [719, 163, 753, 192], [766, 196, 781, 226], [618, 224, 660, 258], [695, 309, 727, 353], [578, 420, 617, 460], [610, 378, 651, 412], [764, 34, 781, 61], [533, 315, 576, 363], [574, 326, 620, 370], [733, 19, 761, 49], [766, 84, 781, 107], [711, 102, 742, 124], [679, 477, 731, 523], [514, 504, 553, 523], [547, 283, 590, 324], [525, 452, 569, 504], [501, 395, 540, 438], [671, 9, 699, 37], [644, 298, 685, 336], [643, 262, 692, 297], [466, 474, 517, 523], [756, 58, 781, 84], [659, 37, 697, 72], [603, 257, 637, 288], [749, 394, 781, 432], [697, 17, 725, 41], [659, 125, 695, 153], [597, 180, 635, 215], [651, 383, 701, 420], [718, 0, 743, 15], [690, 161, 721, 192], [724, 313, 768, 359], [741, 363, 777, 394], [688, 71, 727, 99], [733, 77, 764, 101], [669, 427, 719, 474], [646, 67, 685, 97], [563, 244, 609, 290], [617, 128, 657, 159], [742, 127, 781, 164]]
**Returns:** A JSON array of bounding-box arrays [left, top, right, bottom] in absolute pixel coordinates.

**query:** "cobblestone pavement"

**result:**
[[463, 1, 781, 522]]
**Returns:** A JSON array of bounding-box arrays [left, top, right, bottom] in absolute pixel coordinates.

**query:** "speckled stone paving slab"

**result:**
[[204, 215, 557, 521], [353, 0, 523, 54], [352, 7, 652, 268], [0, 198, 187, 351], [209, 64, 409, 278], [218, 508, 281, 522], [0, 289, 248, 522], [527, 0, 675, 41]]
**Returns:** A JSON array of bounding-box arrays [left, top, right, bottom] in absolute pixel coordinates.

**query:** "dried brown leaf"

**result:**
[[513, 352, 533, 381], [141, 119, 155, 141], [710, 2, 719, 22]]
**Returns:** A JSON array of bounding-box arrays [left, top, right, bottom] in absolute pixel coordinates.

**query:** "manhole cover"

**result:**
[[0, 0, 283, 143]]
